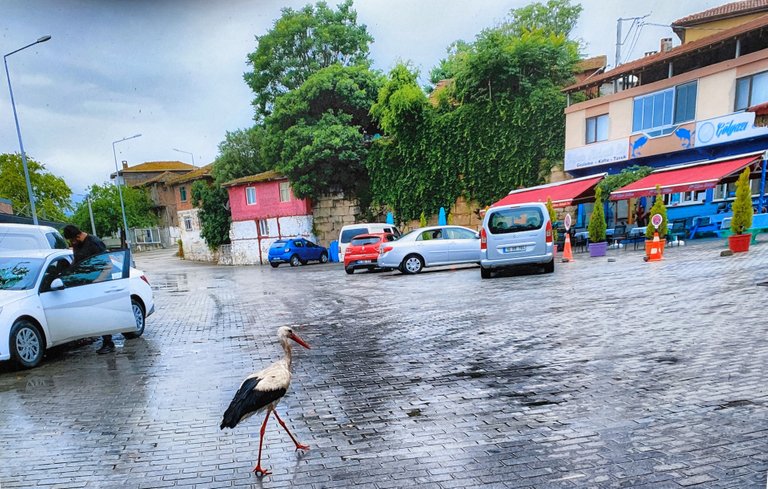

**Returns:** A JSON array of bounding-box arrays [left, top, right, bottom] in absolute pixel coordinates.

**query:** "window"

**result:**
[[292, 240, 304, 248], [674, 82, 697, 124], [488, 208, 543, 234], [444, 227, 477, 239], [258, 219, 269, 236], [279, 181, 291, 202], [662, 190, 706, 206], [59, 251, 127, 288], [246, 187, 256, 205], [735, 71, 768, 111], [586, 114, 609, 144], [180, 186, 187, 202], [632, 81, 697, 135], [184, 217, 193, 231]]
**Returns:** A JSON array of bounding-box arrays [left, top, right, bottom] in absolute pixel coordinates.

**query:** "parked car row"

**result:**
[[273, 202, 554, 279]]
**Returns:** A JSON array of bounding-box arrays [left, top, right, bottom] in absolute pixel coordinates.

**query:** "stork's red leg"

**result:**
[[252, 411, 272, 476], [272, 410, 309, 451]]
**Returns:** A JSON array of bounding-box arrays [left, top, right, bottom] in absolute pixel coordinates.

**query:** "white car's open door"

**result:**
[[40, 250, 134, 345]]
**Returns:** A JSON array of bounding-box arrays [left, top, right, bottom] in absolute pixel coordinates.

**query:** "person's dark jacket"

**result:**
[[73, 234, 107, 263]]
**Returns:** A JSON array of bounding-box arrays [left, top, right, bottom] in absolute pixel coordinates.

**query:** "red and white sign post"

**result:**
[[647, 213, 663, 262]]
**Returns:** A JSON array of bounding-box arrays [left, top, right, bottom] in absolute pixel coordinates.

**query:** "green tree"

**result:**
[[191, 181, 231, 250], [264, 63, 384, 200], [212, 126, 271, 183], [588, 187, 606, 243], [71, 183, 156, 238], [646, 186, 668, 239], [0, 153, 72, 222], [244, 0, 373, 121], [731, 167, 753, 235], [502, 0, 583, 37]]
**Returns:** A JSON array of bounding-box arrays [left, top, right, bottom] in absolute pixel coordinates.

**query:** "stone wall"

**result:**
[[399, 196, 484, 233], [312, 193, 360, 247], [178, 208, 216, 262]]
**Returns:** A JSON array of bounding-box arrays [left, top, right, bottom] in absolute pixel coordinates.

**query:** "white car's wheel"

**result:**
[[401, 254, 424, 274], [124, 298, 145, 339], [10, 319, 44, 369]]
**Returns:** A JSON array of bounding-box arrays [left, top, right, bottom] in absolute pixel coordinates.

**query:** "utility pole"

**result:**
[[87, 196, 97, 236], [615, 14, 651, 67]]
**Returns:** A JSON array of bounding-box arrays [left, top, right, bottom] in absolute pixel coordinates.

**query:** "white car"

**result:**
[[0, 248, 154, 369], [377, 225, 481, 274], [0, 223, 69, 250]]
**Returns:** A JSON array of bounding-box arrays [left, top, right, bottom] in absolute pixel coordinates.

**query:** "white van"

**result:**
[[338, 223, 400, 261], [0, 223, 69, 250]]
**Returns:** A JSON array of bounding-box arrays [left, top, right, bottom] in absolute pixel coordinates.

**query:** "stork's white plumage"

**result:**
[[220, 326, 311, 476]]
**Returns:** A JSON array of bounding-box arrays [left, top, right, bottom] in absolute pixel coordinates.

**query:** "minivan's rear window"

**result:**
[[488, 208, 544, 234], [47, 232, 68, 249], [341, 227, 368, 243], [351, 236, 380, 246]]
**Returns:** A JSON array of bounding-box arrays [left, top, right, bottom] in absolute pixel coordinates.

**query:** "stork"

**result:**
[[220, 326, 311, 476]]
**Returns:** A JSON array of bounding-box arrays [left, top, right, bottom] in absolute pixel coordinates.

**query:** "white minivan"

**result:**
[[0, 223, 68, 250], [479, 202, 554, 279], [338, 223, 400, 261]]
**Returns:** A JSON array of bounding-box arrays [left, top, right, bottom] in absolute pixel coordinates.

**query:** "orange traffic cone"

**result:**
[[647, 231, 662, 262], [562, 232, 573, 262]]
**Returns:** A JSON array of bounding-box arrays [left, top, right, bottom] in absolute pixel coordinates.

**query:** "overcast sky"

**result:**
[[1, 0, 726, 197]]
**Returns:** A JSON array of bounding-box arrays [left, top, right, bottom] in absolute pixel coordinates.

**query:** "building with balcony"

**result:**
[[562, 0, 768, 227]]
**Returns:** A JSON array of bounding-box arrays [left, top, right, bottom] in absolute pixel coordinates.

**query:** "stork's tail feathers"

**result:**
[[220, 408, 240, 430]]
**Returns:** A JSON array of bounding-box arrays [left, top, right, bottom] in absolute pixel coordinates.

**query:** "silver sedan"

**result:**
[[377, 225, 481, 274]]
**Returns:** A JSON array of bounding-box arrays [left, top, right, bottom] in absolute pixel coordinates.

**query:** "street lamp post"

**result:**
[[4, 35, 52, 226], [172, 148, 195, 167], [112, 134, 142, 251]]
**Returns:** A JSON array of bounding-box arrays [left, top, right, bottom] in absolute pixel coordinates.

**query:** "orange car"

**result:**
[[343, 233, 398, 274]]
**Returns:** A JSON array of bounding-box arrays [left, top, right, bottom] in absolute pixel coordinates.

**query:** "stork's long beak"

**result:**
[[289, 332, 311, 349]]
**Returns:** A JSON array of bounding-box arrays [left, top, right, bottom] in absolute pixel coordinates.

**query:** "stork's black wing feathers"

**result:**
[[220, 376, 286, 429]]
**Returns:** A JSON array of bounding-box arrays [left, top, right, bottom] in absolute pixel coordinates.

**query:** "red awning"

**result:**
[[492, 174, 605, 208], [609, 155, 760, 201]]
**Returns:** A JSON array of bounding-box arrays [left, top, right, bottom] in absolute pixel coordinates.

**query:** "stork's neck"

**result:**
[[281, 339, 293, 369]]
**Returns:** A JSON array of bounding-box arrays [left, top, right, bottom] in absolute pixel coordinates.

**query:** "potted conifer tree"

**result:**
[[546, 197, 559, 254], [728, 167, 753, 253], [645, 185, 668, 258], [588, 187, 607, 257]]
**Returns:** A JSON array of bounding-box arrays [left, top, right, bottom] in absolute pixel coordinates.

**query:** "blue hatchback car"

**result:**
[[268, 237, 329, 268]]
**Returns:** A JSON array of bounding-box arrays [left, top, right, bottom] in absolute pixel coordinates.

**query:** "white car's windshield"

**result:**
[[0, 257, 44, 290]]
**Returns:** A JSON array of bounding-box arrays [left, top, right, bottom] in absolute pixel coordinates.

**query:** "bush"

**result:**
[[645, 185, 668, 239], [546, 197, 558, 243], [588, 187, 606, 242], [731, 167, 753, 235]]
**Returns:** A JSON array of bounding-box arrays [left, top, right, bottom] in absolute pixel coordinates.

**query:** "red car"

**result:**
[[343, 233, 398, 274]]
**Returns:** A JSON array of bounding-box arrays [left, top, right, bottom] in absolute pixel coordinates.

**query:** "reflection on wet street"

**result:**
[[1, 241, 767, 488]]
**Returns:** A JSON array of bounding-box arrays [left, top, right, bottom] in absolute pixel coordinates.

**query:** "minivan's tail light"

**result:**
[[380, 245, 393, 255], [480, 228, 487, 250], [545, 220, 553, 243], [140, 274, 150, 286]]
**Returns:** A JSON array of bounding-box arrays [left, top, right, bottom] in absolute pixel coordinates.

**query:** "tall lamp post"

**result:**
[[112, 134, 142, 250], [4, 35, 52, 225], [172, 148, 195, 167]]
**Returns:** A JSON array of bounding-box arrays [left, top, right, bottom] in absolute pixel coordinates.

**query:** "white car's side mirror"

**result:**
[[50, 278, 65, 291]]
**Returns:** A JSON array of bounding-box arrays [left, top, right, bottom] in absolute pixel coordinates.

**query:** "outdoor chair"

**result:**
[[611, 224, 628, 249], [668, 219, 687, 243], [571, 228, 587, 252]]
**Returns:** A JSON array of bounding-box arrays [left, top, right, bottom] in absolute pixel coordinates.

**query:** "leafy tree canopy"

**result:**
[[264, 63, 384, 200], [502, 0, 583, 37], [0, 153, 72, 222], [212, 126, 271, 184], [244, 0, 373, 121], [71, 183, 156, 238], [370, 64, 430, 139], [191, 181, 231, 250]]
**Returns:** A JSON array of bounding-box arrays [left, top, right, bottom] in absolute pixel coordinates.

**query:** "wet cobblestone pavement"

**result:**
[[1, 239, 767, 488]]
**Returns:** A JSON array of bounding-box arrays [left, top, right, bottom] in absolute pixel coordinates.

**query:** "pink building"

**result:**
[[223, 170, 315, 265]]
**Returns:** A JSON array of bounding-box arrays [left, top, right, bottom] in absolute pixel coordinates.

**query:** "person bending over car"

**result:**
[[62, 224, 114, 354]]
